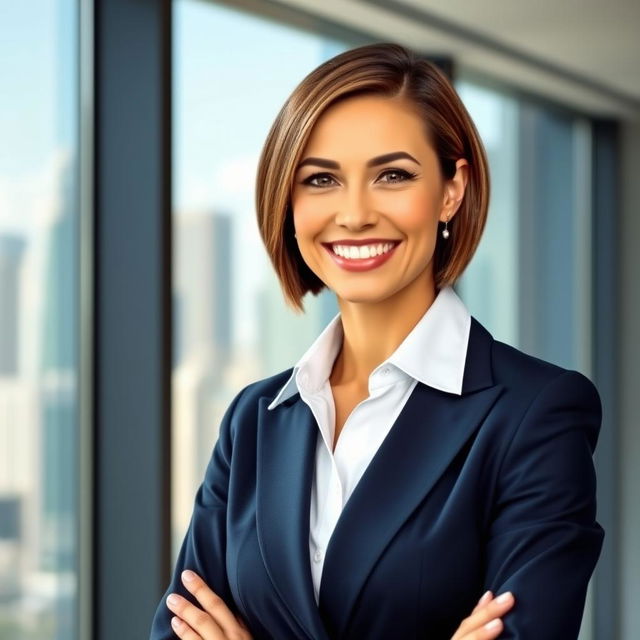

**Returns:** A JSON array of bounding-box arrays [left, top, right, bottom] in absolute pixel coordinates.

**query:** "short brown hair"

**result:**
[[255, 42, 490, 313]]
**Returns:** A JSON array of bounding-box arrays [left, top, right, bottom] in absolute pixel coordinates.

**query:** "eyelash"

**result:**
[[300, 168, 418, 188]]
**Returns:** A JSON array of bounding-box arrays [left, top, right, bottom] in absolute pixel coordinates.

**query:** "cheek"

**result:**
[[291, 194, 325, 236], [388, 189, 440, 231]]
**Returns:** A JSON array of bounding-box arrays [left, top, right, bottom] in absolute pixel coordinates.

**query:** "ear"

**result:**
[[440, 159, 469, 223]]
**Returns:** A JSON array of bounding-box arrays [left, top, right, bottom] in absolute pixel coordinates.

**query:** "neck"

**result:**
[[331, 268, 438, 389]]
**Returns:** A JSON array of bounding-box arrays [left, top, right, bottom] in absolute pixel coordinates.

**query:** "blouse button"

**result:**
[[381, 367, 390, 375], [313, 549, 323, 563]]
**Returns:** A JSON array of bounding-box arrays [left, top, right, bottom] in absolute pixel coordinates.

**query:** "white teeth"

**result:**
[[331, 242, 396, 260]]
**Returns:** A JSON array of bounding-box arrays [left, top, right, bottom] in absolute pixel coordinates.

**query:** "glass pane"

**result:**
[[518, 103, 592, 371], [456, 80, 593, 375], [0, 2, 79, 639], [172, 0, 354, 559], [456, 81, 520, 346]]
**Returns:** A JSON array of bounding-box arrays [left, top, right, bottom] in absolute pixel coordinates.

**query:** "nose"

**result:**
[[334, 186, 378, 231]]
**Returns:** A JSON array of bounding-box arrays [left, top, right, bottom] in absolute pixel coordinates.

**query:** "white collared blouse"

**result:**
[[267, 285, 472, 604]]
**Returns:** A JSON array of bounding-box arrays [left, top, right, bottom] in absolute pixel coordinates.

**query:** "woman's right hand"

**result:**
[[450, 590, 515, 639]]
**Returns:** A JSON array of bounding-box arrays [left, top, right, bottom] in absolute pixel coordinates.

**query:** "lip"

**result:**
[[322, 239, 402, 272], [322, 238, 402, 247]]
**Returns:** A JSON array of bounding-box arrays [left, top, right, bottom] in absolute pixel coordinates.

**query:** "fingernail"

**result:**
[[182, 570, 196, 582], [496, 591, 513, 604], [478, 590, 492, 604], [485, 619, 501, 631], [171, 617, 182, 630], [167, 594, 179, 606]]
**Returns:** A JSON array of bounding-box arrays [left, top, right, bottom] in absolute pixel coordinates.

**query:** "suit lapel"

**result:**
[[256, 395, 331, 640], [256, 317, 502, 639]]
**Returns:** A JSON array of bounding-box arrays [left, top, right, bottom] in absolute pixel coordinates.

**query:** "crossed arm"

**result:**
[[160, 571, 517, 639], [150, 370, 604, 639]]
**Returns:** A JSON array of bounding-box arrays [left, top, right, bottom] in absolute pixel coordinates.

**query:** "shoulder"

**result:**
[[471, 318, 604, 466], [488, 325, 596, 390], [472, 316, 602, 423]]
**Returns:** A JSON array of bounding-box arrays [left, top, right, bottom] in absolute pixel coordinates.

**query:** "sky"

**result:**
[[0, 0, 75, 235]]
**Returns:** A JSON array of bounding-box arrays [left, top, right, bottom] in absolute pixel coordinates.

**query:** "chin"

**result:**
[[332, 286, 397, 306]]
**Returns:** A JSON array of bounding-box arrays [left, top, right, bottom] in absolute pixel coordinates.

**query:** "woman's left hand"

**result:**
[[165, 570, 253, 639]]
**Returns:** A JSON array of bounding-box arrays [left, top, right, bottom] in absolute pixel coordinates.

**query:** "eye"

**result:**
[[378, 168, 418, 184], [300, 172, 338, 188], [299, 168, 417, 189]]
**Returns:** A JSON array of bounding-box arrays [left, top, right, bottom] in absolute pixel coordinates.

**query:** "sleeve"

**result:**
[[149, 384, 248, 639], [483, 369, 605, 640]]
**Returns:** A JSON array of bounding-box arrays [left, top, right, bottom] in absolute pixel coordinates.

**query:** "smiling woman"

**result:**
[[290, 94, 468, 310], [255, 46, 489, 316], [150, 42, 604, 640]]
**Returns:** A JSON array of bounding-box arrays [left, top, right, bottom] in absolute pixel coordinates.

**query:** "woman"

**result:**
[[150, 42, 604, 639]]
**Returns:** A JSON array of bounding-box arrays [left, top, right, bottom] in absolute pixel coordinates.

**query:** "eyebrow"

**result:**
[[296, 151, 420, 171]]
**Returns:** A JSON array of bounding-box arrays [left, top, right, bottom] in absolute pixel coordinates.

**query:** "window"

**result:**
[[458, 77, 594, 374], [0, 1, 80, 638], [456, 82, 520, 346]]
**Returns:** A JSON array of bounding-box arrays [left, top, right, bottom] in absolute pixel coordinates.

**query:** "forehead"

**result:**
[[302, 94, 431, 155]]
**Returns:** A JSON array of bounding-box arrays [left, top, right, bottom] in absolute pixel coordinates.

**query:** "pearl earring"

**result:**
[[442, 215, 450, 240]]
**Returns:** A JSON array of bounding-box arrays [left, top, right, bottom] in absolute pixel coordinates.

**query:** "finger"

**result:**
[[463, 591, 514, 634], [453, 616, 503, 640], [166, 593, 224, 639], [182, 570, 250, 639], [470, 590, 493, 615], [171, 616, 203, 640], [452, 591, 515, 640], [464, 617, 503, 639]]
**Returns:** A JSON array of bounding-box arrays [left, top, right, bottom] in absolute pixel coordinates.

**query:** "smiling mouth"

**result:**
[[321, 240, 402, 272], [322, 240, 402, 260]]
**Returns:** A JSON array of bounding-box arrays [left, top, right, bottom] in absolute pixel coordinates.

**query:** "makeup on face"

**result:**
[[291, 95, 452, 307], [296, 150, 421, 172]]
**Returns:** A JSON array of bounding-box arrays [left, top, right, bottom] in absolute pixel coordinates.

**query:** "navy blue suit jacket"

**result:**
[[150, 316, 604, 639]]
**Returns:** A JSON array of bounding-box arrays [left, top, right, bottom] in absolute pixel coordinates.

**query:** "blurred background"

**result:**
[[0, 0, 637, 638]]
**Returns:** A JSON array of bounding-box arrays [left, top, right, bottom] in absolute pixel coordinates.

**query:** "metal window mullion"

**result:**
[[93, 1, 172, 638]]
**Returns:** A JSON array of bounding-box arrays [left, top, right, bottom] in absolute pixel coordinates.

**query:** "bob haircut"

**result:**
[[256, 42, 490, 313]]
